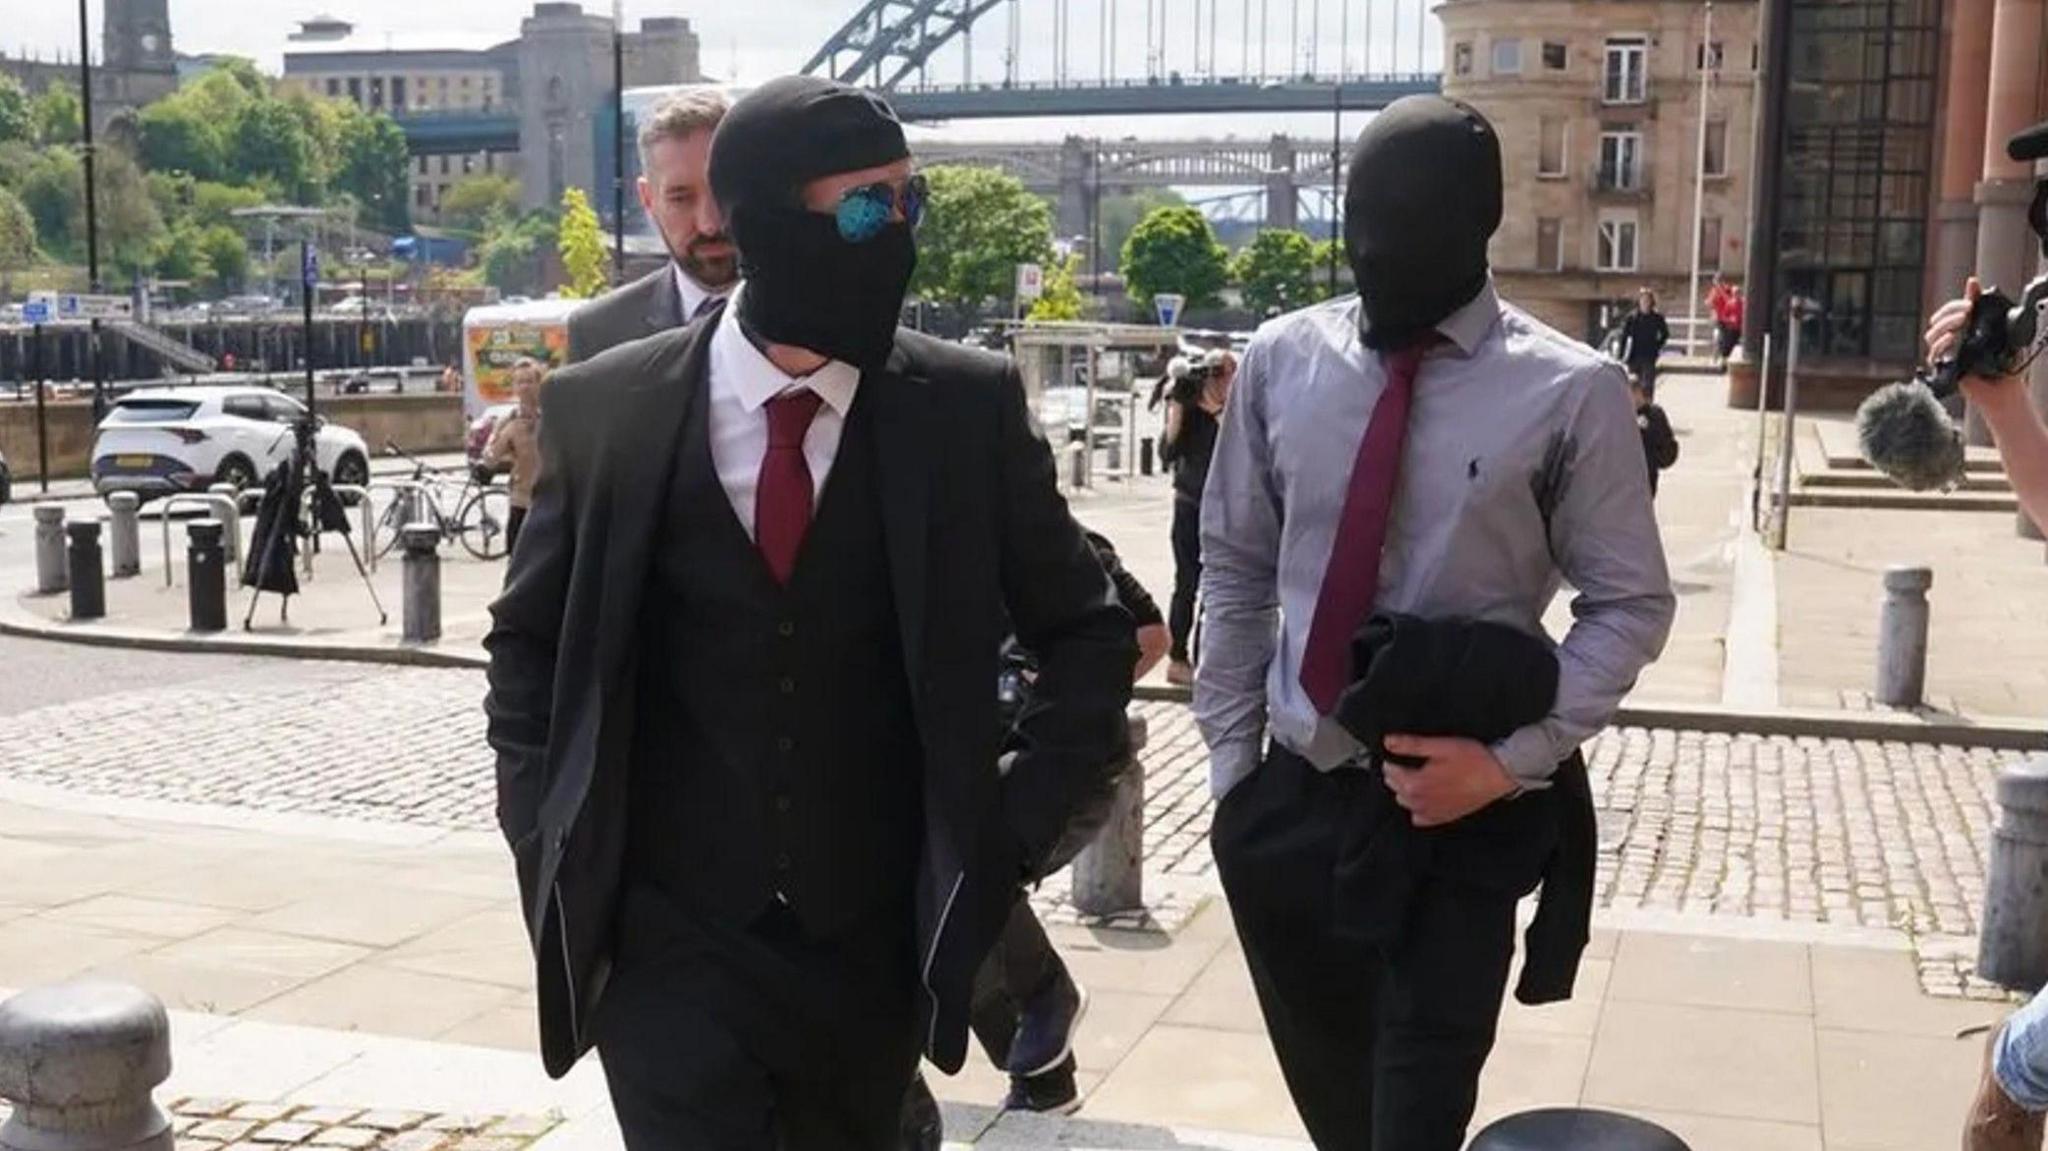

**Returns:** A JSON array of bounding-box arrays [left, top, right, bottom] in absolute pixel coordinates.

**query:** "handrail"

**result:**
[[158, 493, 236, 588]]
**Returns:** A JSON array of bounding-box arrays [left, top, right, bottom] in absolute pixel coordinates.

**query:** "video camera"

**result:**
[[1931, 124, 2048, 393], [1161, 350, 1227, 408]]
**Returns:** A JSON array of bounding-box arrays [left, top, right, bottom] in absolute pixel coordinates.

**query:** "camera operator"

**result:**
[[1157, 349, 1233, 686], [1933, 278, 2048, 1151]]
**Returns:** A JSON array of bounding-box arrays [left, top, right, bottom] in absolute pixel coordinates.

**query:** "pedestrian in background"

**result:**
[[1619, 287, 1670, 398], [1157, 348, 1231, 686], [1631, 372, 1678, 498], [482, 358, 542, 555], [1706, 274, 1744, 368]]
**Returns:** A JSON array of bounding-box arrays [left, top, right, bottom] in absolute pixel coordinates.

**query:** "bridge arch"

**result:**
[[801, 0, 1011, 91]]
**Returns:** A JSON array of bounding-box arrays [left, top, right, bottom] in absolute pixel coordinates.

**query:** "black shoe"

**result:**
[[1007, 974, 1087, 1078], [1001, 1053, 1082, 1115], [898, 1072, 942, 1151]]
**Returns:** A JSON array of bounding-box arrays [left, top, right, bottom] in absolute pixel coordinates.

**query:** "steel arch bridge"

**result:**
[[802, 0, 1009, 91]]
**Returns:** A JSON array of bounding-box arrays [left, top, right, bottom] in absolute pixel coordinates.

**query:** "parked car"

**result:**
[[0, 446, 11, 506], [466, 402, 518, 468], [90, 386, 370, 499]]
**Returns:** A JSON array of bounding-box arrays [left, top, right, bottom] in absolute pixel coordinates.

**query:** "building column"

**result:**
[[1057, 137, 1092, 241], [1935, 0, 1995, 439], [1265, 135, 1299, 232], [1970, 0, 2046, 533]]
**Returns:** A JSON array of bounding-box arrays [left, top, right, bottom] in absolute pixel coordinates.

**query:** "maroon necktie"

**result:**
[[1298, 339, 1434, 714], [756, 390, 825, 585]]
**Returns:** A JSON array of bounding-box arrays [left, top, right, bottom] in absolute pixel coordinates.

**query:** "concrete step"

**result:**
[[1787, 486, 2018, 512], [1813, 417, 2006, 474], [1799, 468, 2012, 493]]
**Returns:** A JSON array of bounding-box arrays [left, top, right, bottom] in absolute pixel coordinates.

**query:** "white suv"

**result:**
[[91, 386, 371, 499]]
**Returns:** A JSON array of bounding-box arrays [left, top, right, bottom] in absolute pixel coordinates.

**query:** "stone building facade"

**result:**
[[1439, 0, 1759, 346], [0, 0, 180, 125], [281, 4, 702, 220]]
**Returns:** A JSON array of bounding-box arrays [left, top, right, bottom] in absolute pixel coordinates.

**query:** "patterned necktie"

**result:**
[[1298, 338, 1435, 714], [756, 390, 825, 585], [692, 295, 723, 323]]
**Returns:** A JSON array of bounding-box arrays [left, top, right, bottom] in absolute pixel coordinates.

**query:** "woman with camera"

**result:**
[[1157, 349, 1232, 686]]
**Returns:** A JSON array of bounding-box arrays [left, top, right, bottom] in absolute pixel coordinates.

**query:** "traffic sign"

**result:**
[[1153, 292, 1186, 327], [1016, 263, 1044, 302], [55, 293, 132, 320], [21, 300, 50, 324], [302, 244, 320, 289]]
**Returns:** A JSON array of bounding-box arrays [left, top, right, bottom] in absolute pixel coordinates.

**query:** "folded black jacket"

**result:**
[[1332, 612, 1595, 1006]]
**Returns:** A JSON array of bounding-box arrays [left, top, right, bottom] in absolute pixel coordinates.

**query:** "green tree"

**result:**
[[0, 76, 32, 146], [440, 174, 522, 235], [1099, 189, 1186, 275], [95, 146, 166, 277], [150, 224, 206, 282], [334, 106, 412, 231], [0, 187, 37, 272], [230, 100, 315, 202], [556, 187, 606, 298], [1121, 205, 1229, 310], [1230, 229, 1324, 316], [197, 224, 249, 291], [909, 165, 1054, 310], [18, 150, 82, 254], [1026, 254, 1086, 322], [32, 84, 81, 147], [481, 209, 557, 297], [191, 181, 266, 228], [139, 97, 229, 182]]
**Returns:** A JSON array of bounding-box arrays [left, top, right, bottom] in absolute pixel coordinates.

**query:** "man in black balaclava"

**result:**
[[484, 75, 1135, 1149], [1195, 95, 1674, 1148]]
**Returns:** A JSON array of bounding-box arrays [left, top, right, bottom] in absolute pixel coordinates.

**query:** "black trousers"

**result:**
[[1629, 358, 1659, 399], [967, 896, 1071, 1069], [1169, 494, 1202, 662], [1212, 748, 1547, 1151], [597, 887, 922, 1151], [506, 505, 527, 555]]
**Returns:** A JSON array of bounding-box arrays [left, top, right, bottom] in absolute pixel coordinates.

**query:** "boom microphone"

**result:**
[[2010, 117, 2048, 163], [1855, 376, 1967, 492]]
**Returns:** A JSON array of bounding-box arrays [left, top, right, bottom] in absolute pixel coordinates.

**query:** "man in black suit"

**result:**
[[566, 87, 735, 362], [483, 76, 1135, 1150]]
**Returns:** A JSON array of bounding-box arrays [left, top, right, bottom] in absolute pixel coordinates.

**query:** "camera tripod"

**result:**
[[242, 418, 389, 630]]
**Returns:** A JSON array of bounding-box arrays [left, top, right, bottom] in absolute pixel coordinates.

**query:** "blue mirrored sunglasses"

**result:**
[[835, 173, 928, 243]]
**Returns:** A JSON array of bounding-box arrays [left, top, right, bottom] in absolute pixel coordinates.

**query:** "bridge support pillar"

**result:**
[[1265, 135, 1299, 232], [1058, 136, 1095, 243]]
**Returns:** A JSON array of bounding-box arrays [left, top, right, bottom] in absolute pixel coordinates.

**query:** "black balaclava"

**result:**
[[709, 76, 916, 370], [1344, 95, 1503, 350]]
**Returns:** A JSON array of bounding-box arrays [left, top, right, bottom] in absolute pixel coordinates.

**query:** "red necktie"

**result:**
[[756, 390, 825, 585], [1298, 340, 1433, 714]]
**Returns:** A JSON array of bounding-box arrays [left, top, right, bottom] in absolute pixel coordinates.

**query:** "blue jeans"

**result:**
[[1997, 985, 2048, 1109]]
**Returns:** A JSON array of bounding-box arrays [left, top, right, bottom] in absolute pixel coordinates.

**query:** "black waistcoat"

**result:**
[[625, 388, 922, 939]]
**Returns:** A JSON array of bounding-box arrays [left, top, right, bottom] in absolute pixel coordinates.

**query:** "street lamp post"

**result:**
[[1686, 1, 1715, 359], [1329, 81, 1341, 295], [77, 0, 100, 294], [611, 0, 628, 284]]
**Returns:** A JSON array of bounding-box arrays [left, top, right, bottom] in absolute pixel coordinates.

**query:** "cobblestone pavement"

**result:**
[[0, 1097, 558, 1151], [0, 644, 2026, 993]]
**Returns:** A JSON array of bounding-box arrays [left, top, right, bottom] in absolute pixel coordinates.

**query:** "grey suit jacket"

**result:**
[[565, 266, 682, 364]]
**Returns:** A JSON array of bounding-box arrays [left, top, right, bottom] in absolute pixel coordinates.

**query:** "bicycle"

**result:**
[[370, 441, 513, 561]]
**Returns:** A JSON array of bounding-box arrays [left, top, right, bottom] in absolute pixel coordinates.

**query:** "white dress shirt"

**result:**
[[707, 285, 862, 538], [673, 264, 732, 325]]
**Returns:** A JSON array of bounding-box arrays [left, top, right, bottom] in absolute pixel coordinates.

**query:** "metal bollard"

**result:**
[[401, 523, 441, 643], [1072, 711, 1150, 916], [186, 520, 227, 633], [105, 494, 140, 579], [207, 484, 242, 566], [32, 505, 66, 594], [1140, 436, 1156, 476], [0, 980, 174, 1151], [65, 522, 104, 622], [1875, 566, 1932, 708], [1981, 756, 2048, 990]]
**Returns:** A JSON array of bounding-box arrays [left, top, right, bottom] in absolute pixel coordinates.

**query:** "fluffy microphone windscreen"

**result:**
[[1855, 380, 1968, 492]]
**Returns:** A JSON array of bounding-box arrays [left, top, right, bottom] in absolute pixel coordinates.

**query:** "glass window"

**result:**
[[1699, 216, 1723, 269], [1597, 213, 1639, 272], [222, 396, 268, 422], [1599, 131, 1644, 190], [1537, 218, 1563, 271], [1698, 41, 1725, 72], [1538, 119, 1568, 177], [346, 77, 362, 105], [1453, 43, 1474, 76], [1542, 42, 1568, 71], [1704, 120, 1729, 176], [392, 76, 407, 108], [325, 78, 340, 96], [1604, 37, 1648, 103], [1493, 40, 1522, 75]]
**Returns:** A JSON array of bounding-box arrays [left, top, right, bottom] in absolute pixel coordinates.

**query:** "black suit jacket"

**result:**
[[483, 318, 1136, 1079], [565, 265, 682, 364], [1333, 612, 1596, 1006]]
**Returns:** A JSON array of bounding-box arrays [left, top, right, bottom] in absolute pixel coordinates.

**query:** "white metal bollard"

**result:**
[[0, 980, 173, 1151], [32, 505, 67, 594], [206, 484, 242, 566], [1980, 756, 2048, 991], [1875, 566, 1932, 708], [1071, 711, 1150, 916], [105, 494, 140, 579]]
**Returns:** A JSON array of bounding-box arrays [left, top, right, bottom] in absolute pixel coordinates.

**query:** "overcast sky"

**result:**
[[5, 0, 1436, 147]]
